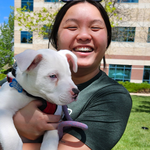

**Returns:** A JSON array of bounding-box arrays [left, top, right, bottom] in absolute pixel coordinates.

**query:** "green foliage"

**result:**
[[118, 81, 150, 93], [102, 0, 122, 27], [0, 9, 14, 71], [0, 67, 12, 74], [0, 74, 6, 80], [112, 95, 150, 150], [14, 1, 122, 36], [15, 6, 59, 37]]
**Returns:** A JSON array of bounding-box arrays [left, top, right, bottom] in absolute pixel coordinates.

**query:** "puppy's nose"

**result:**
[[72, 88, 79, 100], [72, 88, 79, 95]]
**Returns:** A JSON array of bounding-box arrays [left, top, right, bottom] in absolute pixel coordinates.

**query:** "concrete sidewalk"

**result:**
[[130, 93, 150, 96]]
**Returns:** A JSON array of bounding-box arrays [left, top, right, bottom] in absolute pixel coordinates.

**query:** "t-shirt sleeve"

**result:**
[[64, 85, 132, 150]]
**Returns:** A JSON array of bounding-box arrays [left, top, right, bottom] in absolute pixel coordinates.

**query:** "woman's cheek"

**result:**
[[100, 31, 108, 48], [57, 31, 73, 49]]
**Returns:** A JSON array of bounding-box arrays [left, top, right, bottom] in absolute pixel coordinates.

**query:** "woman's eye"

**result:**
[[67, 27, 77, 31], [91, 27, 100, 31], [50, 75, 57, 79]]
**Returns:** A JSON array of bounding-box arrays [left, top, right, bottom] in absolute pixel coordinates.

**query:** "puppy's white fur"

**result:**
[[0, 49, 78, 150]]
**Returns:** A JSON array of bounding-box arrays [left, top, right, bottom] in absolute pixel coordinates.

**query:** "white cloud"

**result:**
[[4, 17, 8, 20]]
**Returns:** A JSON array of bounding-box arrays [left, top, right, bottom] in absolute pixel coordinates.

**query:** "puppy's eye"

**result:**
[[50, 75, 57, 78]]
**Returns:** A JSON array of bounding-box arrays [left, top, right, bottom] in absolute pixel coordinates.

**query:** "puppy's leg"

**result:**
[[0, 113, 22, 150], [41, 130, 59, 150]]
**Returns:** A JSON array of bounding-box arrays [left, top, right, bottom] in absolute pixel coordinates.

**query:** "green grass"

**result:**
[[112, 95, 150, 150]]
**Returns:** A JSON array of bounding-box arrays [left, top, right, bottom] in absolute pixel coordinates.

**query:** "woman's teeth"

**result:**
[[74, 47, 93, 52]]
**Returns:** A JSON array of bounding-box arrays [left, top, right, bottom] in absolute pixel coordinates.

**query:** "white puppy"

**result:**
[[0, 49, 79, 150]]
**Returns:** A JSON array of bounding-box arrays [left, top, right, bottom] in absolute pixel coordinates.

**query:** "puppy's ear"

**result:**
[[58, 50, 78, 73], [15, 49, 43, 72]]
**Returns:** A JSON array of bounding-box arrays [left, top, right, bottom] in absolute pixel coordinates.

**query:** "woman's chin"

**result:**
[[77, 62, 93, 69]]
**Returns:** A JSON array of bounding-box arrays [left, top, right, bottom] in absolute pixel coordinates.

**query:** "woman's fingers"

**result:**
[[32, 100, 43, 107], [44, 122, 59, 130], [44, 114, 61, 123]]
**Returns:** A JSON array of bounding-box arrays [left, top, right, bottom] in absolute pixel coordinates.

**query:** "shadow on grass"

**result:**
[[132, 96, 150, 113]]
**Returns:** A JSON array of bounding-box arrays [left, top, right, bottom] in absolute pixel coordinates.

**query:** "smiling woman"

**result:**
[[56, 2, 108, 82], [13, 1, 132, 150]]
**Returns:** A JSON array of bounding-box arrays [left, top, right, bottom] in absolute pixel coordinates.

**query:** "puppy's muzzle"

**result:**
[[72, 88, 79, 100]]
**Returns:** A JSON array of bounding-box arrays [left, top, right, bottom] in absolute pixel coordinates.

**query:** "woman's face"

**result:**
[[57, 2, 108, 71]]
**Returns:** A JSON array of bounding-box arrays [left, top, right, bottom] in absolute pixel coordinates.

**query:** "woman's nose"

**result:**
[[76, 28, 91, 42]]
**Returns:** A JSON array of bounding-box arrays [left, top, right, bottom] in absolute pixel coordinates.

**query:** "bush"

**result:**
[[118, 81, 150, 93], [0, 74, 6, 80], [0, 68, 12, 74]]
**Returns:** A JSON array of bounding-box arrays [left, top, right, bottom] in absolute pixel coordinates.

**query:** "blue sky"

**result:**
[[0, 0, 14, 25]]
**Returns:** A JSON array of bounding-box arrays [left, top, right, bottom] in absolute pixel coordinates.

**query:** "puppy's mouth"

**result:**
[[72, 95, 78, 101], [73, 47, 93, 53]]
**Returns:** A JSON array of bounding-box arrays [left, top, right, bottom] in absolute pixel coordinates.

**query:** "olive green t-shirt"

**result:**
[[65, 70, 132, 150]]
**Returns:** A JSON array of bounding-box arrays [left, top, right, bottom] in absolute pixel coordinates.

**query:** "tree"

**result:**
[[0, 9, 14, 72], [102, 0, 122, 27], [15, 5, 58, 38], [14, 1, 123, 37]]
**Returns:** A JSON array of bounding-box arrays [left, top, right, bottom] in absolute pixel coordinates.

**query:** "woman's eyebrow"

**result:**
[[91, 19, 105, 25], [65, 18, 105, 25], [65, 18, 78, 23]]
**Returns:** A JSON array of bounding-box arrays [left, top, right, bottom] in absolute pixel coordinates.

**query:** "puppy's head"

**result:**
[[15, 49, 79, 105]]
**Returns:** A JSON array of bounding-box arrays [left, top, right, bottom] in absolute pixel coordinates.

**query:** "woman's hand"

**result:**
[[13, 100, 61, 140]]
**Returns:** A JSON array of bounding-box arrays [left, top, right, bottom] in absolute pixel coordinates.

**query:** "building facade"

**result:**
[[14, 0, 62, 54], [14, 0, 150, 83]]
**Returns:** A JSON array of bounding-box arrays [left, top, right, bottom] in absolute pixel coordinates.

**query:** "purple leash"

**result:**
[[58, 105, 88, 140]]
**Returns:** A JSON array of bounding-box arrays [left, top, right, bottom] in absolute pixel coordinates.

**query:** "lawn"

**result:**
[[112, 95, 150, 150]]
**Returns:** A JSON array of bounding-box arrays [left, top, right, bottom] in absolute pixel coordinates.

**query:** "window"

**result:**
[[21, 31, 33, 44], [21, 0, 33, 11], [44, 0, 59, 2], [109, 64, 132, 82], [117, 0, 138, 3], [143, 66, 150, 83], [147, 28, 150, 43], [112, 27, 136, 42]]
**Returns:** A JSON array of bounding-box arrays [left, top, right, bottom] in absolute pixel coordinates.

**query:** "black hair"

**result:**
[[49, 0, 112, 68]]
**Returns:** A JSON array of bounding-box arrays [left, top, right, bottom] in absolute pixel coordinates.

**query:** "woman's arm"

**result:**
[[58, 133, 91, 150], [22, 133, 91, 150], [23, 143, 40, 150], [14, 101, 91, 150], [13, 100, 60, 140]]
